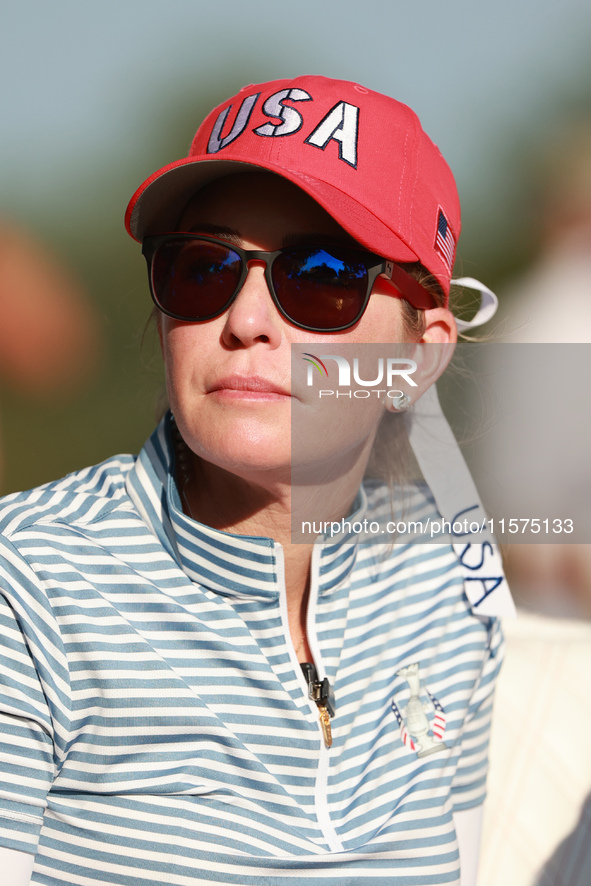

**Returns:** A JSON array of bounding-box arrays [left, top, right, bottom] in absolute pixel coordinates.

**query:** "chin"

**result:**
[[190, 425, 292, 478]]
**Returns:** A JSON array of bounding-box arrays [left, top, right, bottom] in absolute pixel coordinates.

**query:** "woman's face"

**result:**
[[158, 172, 423, 483]]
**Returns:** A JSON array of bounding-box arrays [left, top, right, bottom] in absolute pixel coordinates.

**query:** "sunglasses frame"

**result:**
[[142, 233, 436, 333]]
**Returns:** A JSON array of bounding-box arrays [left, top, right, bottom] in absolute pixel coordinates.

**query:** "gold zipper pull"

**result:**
[[318, 705, 332, 748], [300, 663, 335, 749]]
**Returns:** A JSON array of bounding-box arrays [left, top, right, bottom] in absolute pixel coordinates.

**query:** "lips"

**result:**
[[209, 375, 291, 399]]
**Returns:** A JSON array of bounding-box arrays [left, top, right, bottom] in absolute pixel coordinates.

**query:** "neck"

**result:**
[[178, 448, 317, 662], [171, 419, 372, 663], [174, 420, 373, 548]]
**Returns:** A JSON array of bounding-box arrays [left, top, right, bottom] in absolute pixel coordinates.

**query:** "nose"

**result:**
[[221, 260, 283, 349]]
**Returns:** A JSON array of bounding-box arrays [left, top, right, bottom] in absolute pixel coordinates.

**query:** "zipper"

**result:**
[[304, 544, 334, 749], [317, 705, 332, 748], [300, 661, 335, 748], [276, 542, 343, 853]]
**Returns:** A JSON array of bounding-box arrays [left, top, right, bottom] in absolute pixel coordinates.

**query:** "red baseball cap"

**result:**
[[125, 75, 460, 298]]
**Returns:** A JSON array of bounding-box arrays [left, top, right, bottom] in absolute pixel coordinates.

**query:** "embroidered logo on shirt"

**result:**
[[391, 662, 448, 758]]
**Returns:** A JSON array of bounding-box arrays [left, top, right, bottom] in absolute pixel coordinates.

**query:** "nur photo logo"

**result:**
[[302, 352, 417, 400]]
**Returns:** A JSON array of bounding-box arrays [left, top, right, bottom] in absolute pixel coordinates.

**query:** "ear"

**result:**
[[421, 307, 457, 346], [407, 307, 457, 403]]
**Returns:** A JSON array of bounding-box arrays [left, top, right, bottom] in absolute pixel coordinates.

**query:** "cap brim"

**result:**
[[125, 154, 419, 264]]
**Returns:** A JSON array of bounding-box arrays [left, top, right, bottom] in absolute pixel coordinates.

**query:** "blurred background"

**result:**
[[1, 3, 591, 882]]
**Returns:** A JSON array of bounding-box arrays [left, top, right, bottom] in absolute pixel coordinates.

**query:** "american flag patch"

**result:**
[[435, 208, 456, 271], [426, 690, 447, 740], [391, 698, 416, 751]]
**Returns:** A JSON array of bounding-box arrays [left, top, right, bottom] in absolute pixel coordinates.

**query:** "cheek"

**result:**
[[351, 294, 408, 343], [161, 315, 217, 362], [161, 326, 185, 388], [160, 320, 210, 399]]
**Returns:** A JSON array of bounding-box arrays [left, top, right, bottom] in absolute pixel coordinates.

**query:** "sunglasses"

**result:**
[[142, 234, 435, 333]]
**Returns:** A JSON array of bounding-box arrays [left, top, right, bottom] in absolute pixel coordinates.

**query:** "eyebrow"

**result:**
[[183, 223, 242, 246], [180, 223, 358, 251], [281, 232, 357, 249]]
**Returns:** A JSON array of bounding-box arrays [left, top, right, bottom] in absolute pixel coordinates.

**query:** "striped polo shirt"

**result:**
[[0, 415, 503, 885]]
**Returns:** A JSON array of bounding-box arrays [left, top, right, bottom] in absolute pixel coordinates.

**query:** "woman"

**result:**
[[0, 76, 512, 885]]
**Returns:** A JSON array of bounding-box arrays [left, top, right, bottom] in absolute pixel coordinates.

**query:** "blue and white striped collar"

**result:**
[[126, 414, 361, 598]]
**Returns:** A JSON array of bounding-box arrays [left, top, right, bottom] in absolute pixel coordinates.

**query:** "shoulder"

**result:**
[[363, 477, 441, 527], [361, 477, 455, 560], [354, 478, 461, 585], [0, 453, 137, 541]]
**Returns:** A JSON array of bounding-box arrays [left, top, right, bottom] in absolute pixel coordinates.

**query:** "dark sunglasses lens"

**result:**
[[272, 248, 368, 330], [151, 239, 241, 320]]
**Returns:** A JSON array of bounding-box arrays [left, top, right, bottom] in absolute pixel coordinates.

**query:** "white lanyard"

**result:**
[[407, 383, 515, 618]]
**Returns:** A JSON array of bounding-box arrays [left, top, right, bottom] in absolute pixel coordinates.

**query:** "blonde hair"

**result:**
[[365, 262, 447, 497]]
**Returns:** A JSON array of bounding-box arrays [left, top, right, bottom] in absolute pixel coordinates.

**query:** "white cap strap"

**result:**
[[451, 277, 499, 331], [407, 384, 516, 618]]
